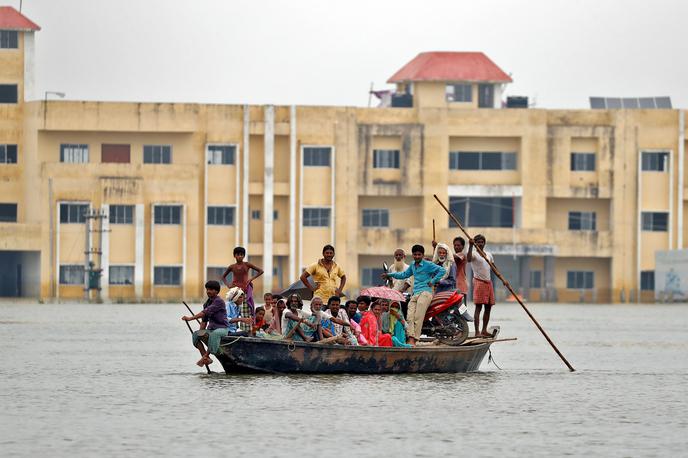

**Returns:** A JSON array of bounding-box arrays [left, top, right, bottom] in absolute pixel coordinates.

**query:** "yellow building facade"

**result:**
[[0, 9, 684, 303]]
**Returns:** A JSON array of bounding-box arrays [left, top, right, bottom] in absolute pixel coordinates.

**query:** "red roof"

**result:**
[[0, 6, 40, 31], [388, 52, 511, 84]]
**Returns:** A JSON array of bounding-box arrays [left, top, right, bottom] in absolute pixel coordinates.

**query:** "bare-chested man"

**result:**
[[221, 246, 264, 319]]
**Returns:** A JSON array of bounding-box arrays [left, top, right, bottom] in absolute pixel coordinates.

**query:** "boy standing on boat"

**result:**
[[381, 244, 446, 346], [221, 246, 264, 319], [467, 234, 496, 337], [300, 244, 347, 303]]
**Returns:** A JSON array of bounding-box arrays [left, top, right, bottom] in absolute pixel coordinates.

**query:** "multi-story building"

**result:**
[[0, 7, 684, 302]]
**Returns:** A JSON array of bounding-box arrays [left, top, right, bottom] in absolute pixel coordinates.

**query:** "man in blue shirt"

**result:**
[[382, 245, 445, 346]]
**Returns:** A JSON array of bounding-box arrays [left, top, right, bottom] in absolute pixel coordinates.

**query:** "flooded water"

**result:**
[[1, 302, 686, 457]]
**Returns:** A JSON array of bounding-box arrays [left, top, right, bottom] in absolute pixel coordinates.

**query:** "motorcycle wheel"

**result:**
[[438, 316, 470, 346]]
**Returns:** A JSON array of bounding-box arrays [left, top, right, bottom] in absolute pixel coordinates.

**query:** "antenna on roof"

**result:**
[[20, 0, 23, 12], [367, 82, 373, 107]]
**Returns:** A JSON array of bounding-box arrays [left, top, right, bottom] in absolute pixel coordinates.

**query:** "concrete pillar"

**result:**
[[101, 204, 110, 300], [242, 105, 250, 248], [134, 204, 144, 299], [519, 255, 530, 300], [544, 255, 556, 302], [289, 105, 297, 281], [262, 105, 275, 293]]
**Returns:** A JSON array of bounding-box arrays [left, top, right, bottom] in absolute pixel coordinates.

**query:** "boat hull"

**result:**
[[216, 337, 493, 374]]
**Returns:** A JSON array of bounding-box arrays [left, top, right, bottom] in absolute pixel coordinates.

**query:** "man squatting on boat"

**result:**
[[182, 239, 496, 366]]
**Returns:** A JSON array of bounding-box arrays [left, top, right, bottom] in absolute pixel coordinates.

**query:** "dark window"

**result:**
[[60, 203, 89, 224], [303, 208, 331, 227], [446, 83, 472, 102], [529, 271, 542, 288], [362, 209, 389, 227], [571, 152, 596, 171], [206, 266, 231, 283], [251, 210, 261, 220], [640, 271, 655, 291], [303, 147, 331, 166], [449, 196, 515, 228], [0, 31, 19, 49], [568, 211, 597, 231], [208, 206, 235, 225], [60, 144, 89, 163], [373, 149, 400, 168], [567, 271, 594, 289], [641, 212, 668, 232], [143, 145, 172, 164], [361, 268, 385, 287], [641, 152, 669, 172], [449, 151, 517, 170], [207, 145, 236, 165], [109, 205, 133, 224], [274, 210, 279, 220], [154, 205, 182, 225], [109, 266, 134, 285], [60, 265, 85, 285], [478, 84, 494, 108], [0, 203, 17, 222], [154, 266, 182, 285], [101, 144, 131, 163], [0, 144, 17, 163], [0, 84, 18, 103]]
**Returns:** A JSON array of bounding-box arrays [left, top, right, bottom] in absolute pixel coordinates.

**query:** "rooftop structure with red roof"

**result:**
[[0, 6, 40, 31], [388, 51, 511, 84]]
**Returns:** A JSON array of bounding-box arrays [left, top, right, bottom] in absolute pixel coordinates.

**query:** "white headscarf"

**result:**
[[432, 243, 454, 282], [225, 286, 245, 303]]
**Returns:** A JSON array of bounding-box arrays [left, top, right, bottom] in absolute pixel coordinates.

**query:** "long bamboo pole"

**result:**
[[182, 301, 212, 374], [433, 194, 575, 372]]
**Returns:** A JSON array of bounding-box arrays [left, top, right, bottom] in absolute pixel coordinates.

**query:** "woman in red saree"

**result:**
[[360, 302, 393, 347]]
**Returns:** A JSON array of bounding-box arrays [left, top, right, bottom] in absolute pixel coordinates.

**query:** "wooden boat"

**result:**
[[216, 327, 507, 374]]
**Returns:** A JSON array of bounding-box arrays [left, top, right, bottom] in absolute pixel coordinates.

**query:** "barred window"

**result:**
[[109, 205, 133, 224], [59, 265, 84, 285], [529, 271, 542, 288], [60, 203, 89, 224], [362, 209, 389, 228], [207, 266, 232, 284], [303, 147, 331, 166], [154, 266, 182, 285], [373, 149, 400, 168], [251, 210, 261, 220], [0, 144, 17, 163], [0, 84, 17, 103], [0, 203, 17, 222], [0, 31, 19, 49], [60, 144, 89, 163], [568, 211, 596, 231], [570, 153, 596, 171], [143, 145, 172, 164], [109, 266, 134, 285], [567, 271, 594, 289], [208, 206, 235, 225], [641, 212, 668, 232], [361, 268, 385, 287], [154, 205, 182, 225], [640, 271, 655, 291], [445, 83, 472, 102], [207, 145, 236, 165], [303, 208, 330, 227], [449, 151, 517, 170], [641, 152, 669, 172]]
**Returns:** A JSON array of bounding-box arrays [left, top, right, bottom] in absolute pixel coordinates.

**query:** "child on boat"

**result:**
[[181, 280, 230, 367], [267, 299, 286, 335], [221, 246, 264, 319], [467, 234, 496, 337], [253, 307, 268, 335]]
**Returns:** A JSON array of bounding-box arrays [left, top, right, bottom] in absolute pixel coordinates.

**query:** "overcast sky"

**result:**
[[15, 0, 688, 108]]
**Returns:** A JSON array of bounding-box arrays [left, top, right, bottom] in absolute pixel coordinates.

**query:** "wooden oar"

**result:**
[[433, 194, 576, 372], [182, 301, 211, 374]]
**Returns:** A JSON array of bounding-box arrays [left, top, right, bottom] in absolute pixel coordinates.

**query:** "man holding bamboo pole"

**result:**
[[466, 234, 496, 337]]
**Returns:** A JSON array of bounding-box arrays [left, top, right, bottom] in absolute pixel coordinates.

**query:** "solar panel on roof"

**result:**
[[655, 97, 672, 108], [639, 97, 655, 108], [622, 98, 639, 109], [589, 96, 673, 109], [590, 97, 606, 109], [606, 98, 622, 109]]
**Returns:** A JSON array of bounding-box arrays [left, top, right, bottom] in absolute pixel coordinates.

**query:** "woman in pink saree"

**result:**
[[360, 302, 392, 347]]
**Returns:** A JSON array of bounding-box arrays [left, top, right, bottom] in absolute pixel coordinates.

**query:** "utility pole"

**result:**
[[84, 208, 107, 302]]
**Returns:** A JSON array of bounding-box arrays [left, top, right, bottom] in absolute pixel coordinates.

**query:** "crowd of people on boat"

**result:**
[[182, 239, 496, 368]]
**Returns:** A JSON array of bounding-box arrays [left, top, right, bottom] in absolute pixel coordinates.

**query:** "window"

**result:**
[[640, 271, 655, 291], [0, 84, 18, 103], [303, 147, 331, 166], [571, 153, 596, 171], [449, 151, 517, 170], [207, 266, 231, 283], [641, 212, 668, 232], [362, 209, 389, 228], [143, 145, 172, 164], [207, 145, 236, 165], [273, 210, 279, 220], [0, 31, 19, 49], [101, 144, 130, 163], [60, 203, 89, 224], [154, 205, 182, 225], [568, 211, 597, 231], [208, 206, 235, 225], [154, 266, 182, 285], [60, 144, 89, 163], [449, 196, 514, 228], [361, 268, 385, 287], [251, 210, 261, 220], [567, 271, 594, 289], [59, 265, 84, 285], [109, 205, 133, 224], [478, 84, 494, 108], [446, 83, 472, 102], [303, 208, 331, 227], [0, 144, 17, 163], [529, 271, 542, 288], [109, 266, 134, 285], [373, 149, 400, 168], [0, 203, 17, 222], [641, 152, 669, 172]]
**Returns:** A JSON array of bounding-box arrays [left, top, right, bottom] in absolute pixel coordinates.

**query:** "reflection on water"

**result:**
[[0, 302, 686, 457]]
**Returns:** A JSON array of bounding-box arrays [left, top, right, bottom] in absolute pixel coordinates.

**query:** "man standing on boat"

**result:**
[[300, 244, 347, 303], [381, 245, 445, 346]]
